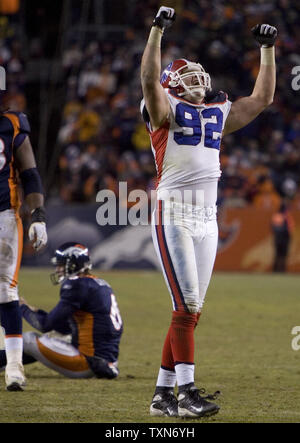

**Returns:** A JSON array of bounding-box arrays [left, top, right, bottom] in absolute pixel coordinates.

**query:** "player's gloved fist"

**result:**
[[29, 222, 48, 251], [153, 6, 176, 30], [251, 24, 278, 47]]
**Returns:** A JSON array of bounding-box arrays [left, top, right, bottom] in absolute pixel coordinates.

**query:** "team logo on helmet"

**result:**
[[160, 61, 174, 86]]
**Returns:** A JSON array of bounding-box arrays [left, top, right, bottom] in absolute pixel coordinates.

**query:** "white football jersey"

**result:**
[[142, 89, 232, 192]]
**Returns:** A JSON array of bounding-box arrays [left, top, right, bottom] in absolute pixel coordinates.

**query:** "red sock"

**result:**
[[170, 311, 198, 364], [195, 311, 201, 328], [161, 325, 174, 370]]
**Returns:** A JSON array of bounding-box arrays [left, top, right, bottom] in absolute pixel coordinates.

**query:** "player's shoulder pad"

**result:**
[[93, 277, 112, 289], [204, 90, 228, 105], [8, 111, 31, 134], [140, 98, 150, 124]]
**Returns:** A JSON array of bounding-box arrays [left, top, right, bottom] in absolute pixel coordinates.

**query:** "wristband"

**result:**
[[147, 26, 164, 48], [31, 207, 46, 223], [260, 46, 275, 66]]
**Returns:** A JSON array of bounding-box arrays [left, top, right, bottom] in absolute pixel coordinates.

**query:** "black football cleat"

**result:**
[[178, 385, 220, 418], [150, 388, 178, 417]]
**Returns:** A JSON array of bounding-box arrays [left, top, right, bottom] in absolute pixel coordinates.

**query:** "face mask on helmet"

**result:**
[[50, 243, 92, 285], [161, 59, 211, 99]]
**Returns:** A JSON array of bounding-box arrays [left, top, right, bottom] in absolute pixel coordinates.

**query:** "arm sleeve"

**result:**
[[19, 168, 44, 197], [20, 305, 49, 332], [21, 280, 82, 333], [20, 302, 74, 334]]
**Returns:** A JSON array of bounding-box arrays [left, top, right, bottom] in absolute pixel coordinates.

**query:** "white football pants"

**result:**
[[152, 200, 218, 313], [0, 209, 23, 303], [23, 331, 94, 379]]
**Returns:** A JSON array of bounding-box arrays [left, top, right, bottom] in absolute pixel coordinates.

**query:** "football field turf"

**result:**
[[1, 269, 300, 423]]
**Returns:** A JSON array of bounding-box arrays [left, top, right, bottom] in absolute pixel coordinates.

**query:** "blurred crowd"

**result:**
[[1, 0, 300, 211], [0, 10, 26, 112], [56, 0, 300, 211]]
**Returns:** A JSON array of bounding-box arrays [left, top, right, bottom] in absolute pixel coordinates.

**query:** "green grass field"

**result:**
[[1, 269, 300, 423]]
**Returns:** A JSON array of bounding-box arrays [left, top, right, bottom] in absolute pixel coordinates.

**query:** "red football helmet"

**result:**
[[160, 59, 211, 98]]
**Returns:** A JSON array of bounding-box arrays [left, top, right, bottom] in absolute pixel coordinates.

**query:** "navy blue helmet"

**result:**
[[50, 242, 92, 285]]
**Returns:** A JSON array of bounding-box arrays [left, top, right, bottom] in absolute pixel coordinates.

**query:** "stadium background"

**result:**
[[1, 0, 300, 272]]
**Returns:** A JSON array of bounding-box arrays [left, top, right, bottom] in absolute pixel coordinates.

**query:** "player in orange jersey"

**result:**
[[0, 110, 47, 390]]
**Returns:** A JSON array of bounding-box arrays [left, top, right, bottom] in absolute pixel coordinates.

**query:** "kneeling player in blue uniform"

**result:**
[[0, 243, 123, 379]]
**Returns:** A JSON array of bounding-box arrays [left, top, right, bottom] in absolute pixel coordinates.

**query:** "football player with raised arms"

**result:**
[[0, 243, 123, 380], [0, 107, 47, 391], [140, 6, 277, 418]]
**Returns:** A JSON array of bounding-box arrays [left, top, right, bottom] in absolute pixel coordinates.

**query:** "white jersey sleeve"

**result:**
[[142, 89, 232, 191]]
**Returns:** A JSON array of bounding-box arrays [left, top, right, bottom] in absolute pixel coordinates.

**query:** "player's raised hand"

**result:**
[[29, 222, 48, 251], [153, 6, 176, 30], [251, 24, 278, 47]]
